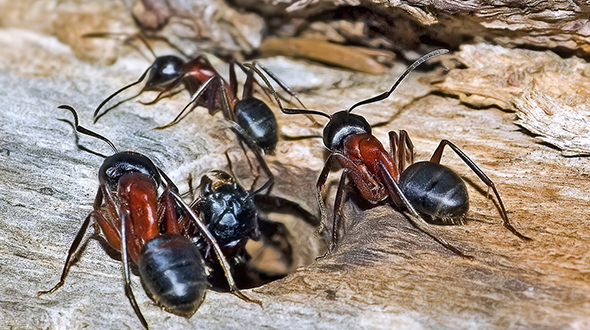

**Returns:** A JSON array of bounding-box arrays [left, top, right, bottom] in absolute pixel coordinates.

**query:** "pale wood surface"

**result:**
[[0, 2, 589, 330]]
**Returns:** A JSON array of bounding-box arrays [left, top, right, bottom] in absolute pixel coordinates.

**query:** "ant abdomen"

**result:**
[[138, 233, 209, 317], [399, 161, 469, 225], [233, 97, 278, 153]]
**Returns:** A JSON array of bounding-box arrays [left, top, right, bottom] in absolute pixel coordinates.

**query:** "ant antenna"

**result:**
[[58, 105, 119, 154], [348, 49, 449, 113], [92, 66, 152, 122]]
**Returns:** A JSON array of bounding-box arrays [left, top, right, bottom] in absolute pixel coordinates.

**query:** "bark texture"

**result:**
[[232, 0, 590, 54], [0, 1, 589, 330], [433, 43, 590, 156]]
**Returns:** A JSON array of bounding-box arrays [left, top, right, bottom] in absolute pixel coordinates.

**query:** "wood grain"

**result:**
[[0, 2, 589, 330]]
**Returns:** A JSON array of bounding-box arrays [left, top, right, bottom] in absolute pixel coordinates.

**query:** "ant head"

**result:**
[[58, 105, 163, 189], [197, 171, 259, 250], [323, 110, 372, 151], [99, 151, 161, 189], [144, 55, 185, 91], [270, 49, 449, 151], [200, 171, 236, 194]]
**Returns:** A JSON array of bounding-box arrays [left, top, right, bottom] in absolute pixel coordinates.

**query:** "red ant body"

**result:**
[[257, 49, 530, 258], [38, 105, 260, 329]]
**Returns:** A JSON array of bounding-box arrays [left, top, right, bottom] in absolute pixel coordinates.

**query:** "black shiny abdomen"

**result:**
[[138, 234, 208, 317], [399, 162, 469, 224], [233, 97, 278, 153], [98, 151, 161, 189]]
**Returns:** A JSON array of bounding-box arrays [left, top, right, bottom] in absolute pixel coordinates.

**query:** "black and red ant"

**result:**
[[38, 105, 261, 329], [254, 49, 531, 258], [88, 32, 307, 155], [185, 161, 319, 290]]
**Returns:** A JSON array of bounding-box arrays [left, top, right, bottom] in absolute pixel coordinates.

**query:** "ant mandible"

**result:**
[[38, 105, 260, 329], [88, 32, 307, 154], [253, 49, 531, 258]]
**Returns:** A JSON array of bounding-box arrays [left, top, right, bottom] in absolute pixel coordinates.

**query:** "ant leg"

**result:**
[[252, 194, 320, 227], [317, 170, 347, 259], [378, 161, 473, 259], [240, 138, 258, 178], [389, 130, 415, 177], [315, 154, 336, 236], [241, 63, 332, 120], [224, 151, 239, 182], [169, 190, 262, 306], [243, 62, 322, 126], [183, 197, 205, 238], [241, 65, 255, 99], [37, 211, 95, 295], [155, 75, 217, 129], [156, 167, 181, 194], [83, 32, 158, 59], [397, 130, 414, 172], [229, 60, 239, 99], [139, 88, 184, 106], [145, 34, 190, 58], [37, 187, 106, 295], [119, 210, 149, 329], [430, 140, 531, 240], [246, 61, 307, 109], [231, 125, 274, 195], [389, 131, 400, 172], [92, 66, 152, 122], [158, 189, 182, 234]]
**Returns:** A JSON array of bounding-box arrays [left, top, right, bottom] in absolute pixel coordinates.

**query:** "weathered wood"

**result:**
[[229, 0, 590, 54], [432, 43, 590, 156], [1, 1, 589, 330]]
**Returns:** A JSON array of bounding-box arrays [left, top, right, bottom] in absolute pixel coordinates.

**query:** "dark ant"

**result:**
[[88, 32, 308, 154], [253, 49, 531, 258], [38, 105, 260, 329], [184, 153, 319, 290]]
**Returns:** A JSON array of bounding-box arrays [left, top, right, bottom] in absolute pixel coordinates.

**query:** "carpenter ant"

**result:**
[[256, 49, 530, 258], [38, 105, 260, 329], [88, 32, 306, 154], [184, 153, 319, 290]]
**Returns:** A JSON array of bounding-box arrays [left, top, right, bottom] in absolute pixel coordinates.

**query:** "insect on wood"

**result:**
[[251, 49, 531, 259], [87, 32, 308, 155], [38, 105, 260, 329]]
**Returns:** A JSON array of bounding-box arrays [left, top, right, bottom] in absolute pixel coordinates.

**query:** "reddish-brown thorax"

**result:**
[[117, 173, 160, 262], [182, 58, 236, 106], [341, 133, 399, 203]]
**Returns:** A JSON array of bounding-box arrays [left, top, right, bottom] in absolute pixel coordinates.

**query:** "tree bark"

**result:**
[[0, 1, 589, 329]]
